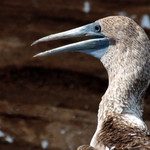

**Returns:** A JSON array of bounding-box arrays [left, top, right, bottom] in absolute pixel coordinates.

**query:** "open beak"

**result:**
[[32, 22, 109, 59]]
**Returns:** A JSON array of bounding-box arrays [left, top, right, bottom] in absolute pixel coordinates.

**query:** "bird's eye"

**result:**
[[94, 25, 101, 32]]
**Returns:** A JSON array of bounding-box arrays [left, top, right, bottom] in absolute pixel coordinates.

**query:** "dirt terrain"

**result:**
[[0, 0, 150, 150]]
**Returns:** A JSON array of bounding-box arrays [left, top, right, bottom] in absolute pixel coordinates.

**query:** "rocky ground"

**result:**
[[0, 0, 150, 150]]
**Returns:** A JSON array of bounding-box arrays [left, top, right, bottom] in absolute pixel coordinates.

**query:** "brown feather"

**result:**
[[77, 16, 150, 150]]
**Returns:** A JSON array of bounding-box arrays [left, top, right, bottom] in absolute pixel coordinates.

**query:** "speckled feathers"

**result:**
[[79, 16, 150, 150]]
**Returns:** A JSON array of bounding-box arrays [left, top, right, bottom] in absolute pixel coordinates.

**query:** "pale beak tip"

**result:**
[[31, 40, 38, 46], [33, 53, 41, 58], [33, 51, 47, 58], [33, 55, 37, 58]]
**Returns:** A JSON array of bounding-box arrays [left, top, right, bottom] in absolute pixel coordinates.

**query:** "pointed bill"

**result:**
[[31, 22, 103, 46], [33, 38, 108, 57], [32, 22, 109, 60]]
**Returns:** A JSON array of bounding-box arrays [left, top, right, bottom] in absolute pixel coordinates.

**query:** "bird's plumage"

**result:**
[[32, 16, 150, 150]]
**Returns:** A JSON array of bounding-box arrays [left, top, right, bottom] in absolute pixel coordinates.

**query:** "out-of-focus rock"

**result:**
[[0, 101, 96, 150]]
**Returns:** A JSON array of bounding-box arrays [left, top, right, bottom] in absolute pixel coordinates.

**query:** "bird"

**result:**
[[32, 16, 150, 150]]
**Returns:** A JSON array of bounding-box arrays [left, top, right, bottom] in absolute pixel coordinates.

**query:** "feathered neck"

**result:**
[[90, 52, 150, 149], [90, 39, 150, 149], [99, 33, 150, 123], [99, 54, 149, 128]]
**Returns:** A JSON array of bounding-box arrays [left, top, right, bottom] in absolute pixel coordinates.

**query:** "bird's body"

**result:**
[[32, 16, 150, 150], [89, 16, 150, 150]]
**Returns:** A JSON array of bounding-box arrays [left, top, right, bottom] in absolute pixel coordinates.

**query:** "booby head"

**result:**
[[32, 16, 150, 76]]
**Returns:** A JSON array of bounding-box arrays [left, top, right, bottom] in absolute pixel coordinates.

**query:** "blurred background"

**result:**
[[0, 0, 150, 150]]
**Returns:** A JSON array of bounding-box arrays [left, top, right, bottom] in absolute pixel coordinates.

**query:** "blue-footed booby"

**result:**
[[32, 16, 150, 150]]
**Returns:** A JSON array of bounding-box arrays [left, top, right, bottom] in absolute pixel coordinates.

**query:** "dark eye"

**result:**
[[94, 25, 101, 32]]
